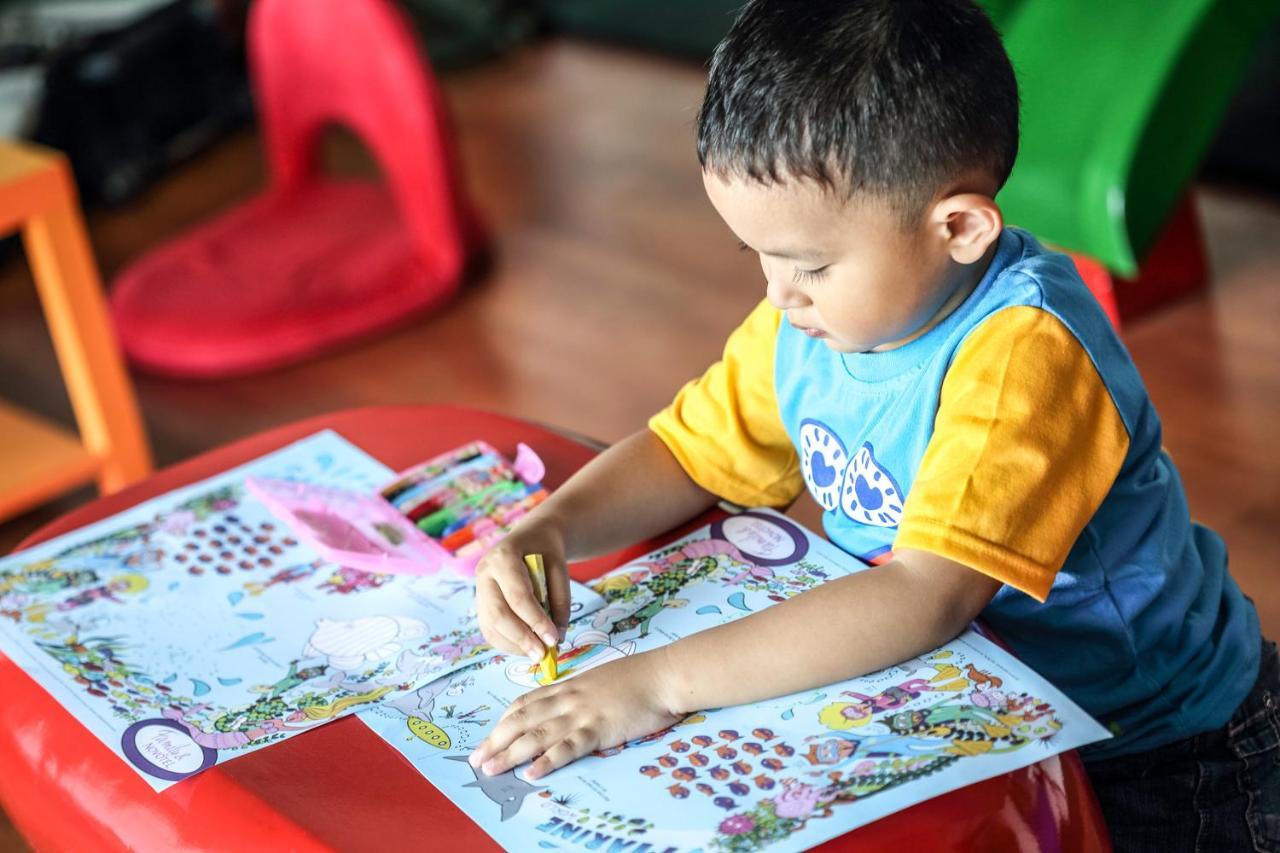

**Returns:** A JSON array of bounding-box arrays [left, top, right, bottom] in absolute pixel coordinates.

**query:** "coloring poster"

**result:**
[[0, 432, 604, 790], [360, 509, 1110, 851]]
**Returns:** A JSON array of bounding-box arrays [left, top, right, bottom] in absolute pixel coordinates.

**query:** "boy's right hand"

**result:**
[[475, 519, 570, 661]]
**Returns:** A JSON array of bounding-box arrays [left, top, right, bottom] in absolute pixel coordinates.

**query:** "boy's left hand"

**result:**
[[470, 648, 682, 780]]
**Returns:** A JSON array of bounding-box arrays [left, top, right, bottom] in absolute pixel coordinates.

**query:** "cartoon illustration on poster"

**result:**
[[359, 510, 1110, 851], [0, 432, 604, 790]]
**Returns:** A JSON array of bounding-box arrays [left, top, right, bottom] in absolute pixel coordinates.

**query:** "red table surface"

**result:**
[[0, 406, 1111, 852]]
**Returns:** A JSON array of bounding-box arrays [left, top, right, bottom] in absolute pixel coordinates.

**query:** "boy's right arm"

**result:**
[[474, 428, 719, 660]]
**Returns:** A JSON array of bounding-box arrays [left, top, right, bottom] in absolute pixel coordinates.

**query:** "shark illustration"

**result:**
[[445, 755, 545, 821], [387, 678, 451, 718]]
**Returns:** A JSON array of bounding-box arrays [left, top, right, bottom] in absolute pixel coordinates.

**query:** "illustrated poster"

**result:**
[[360, 509, 1110, 851], [0, 431, 603, 790]]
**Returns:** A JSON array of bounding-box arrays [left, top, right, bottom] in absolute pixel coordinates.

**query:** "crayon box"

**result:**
[[246, 441, 549, 577]]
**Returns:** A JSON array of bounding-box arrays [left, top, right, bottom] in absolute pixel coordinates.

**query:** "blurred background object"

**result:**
[[1201, 15, 1280, 192], [533, 0, 742, 58], [106, 0, 485, 377], [400, 0, 537, 70], [4, 0, 1275, 319], [6, 0, 251, 206], [0, 1, 176, 136]]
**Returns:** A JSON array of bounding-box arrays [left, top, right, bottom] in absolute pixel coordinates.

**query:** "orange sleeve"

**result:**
[[894, 306, 1130, 601], [648, 299, 804, 507]]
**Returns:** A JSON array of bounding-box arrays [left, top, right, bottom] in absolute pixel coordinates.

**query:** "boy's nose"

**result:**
[[765, 274, 806, 310]]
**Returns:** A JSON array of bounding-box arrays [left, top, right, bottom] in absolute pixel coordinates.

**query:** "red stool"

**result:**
[[109, 0, 483, 378], [0, 407, 1110, 851]]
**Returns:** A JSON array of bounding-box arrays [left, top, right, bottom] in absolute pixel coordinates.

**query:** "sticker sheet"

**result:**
[[0, 432, 603, 790], [359, 510, 1110, 851]]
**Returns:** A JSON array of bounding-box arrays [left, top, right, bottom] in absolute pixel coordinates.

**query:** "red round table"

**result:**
[[0, 406, 1111, 851]]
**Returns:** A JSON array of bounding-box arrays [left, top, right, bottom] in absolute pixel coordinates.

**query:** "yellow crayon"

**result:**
[[523, 553, 559, 682]]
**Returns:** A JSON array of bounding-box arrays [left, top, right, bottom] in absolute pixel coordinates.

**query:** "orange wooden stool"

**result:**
[[0, 140, 151, 521]]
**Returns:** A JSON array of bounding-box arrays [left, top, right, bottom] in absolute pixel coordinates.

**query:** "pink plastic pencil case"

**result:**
[[246, 441, 547, 577]]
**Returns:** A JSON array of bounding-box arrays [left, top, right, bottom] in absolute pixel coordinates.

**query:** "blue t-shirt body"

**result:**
[[773, 227, 1259, 759]]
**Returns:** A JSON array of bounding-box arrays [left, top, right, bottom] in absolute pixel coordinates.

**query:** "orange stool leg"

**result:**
[[0, 141, 151, 516]]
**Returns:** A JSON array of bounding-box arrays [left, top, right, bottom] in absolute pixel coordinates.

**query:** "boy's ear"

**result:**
[[931, 193, 1003, 264]]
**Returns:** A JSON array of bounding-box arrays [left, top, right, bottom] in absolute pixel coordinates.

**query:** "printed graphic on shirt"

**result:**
[[839, 443, 905, 528], [798, 419, 848, 512], [801, 420, 906, 529]]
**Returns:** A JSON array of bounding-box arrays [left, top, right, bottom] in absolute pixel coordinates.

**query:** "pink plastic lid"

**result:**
[[246, 477, 449, 576]]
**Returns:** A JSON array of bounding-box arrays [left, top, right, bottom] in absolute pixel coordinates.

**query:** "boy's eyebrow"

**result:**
[[738, 240, 825, 262], [763, 247, 828, 263]]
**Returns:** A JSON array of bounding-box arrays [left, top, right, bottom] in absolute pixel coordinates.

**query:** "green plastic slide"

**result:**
[[996, 0, 1279, 273]]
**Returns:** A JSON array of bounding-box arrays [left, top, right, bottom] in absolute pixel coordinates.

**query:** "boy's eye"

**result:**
[[792, 266, 829, 284]]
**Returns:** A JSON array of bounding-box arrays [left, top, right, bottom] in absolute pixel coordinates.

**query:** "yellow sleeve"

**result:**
[[894, 306, 1130, 602], [648, 299, 804, 507]]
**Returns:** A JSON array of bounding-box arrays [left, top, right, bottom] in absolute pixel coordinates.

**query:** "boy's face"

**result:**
[[703, 172, 981, 354]]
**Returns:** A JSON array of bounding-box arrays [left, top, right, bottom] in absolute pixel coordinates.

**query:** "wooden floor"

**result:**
[[0, 38, 1278, 848]]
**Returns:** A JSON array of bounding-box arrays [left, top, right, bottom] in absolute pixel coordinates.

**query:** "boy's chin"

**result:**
[[821, 337, 864, 354]]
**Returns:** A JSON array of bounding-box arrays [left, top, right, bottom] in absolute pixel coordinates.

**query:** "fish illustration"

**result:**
[[446, 755, 545, 821]]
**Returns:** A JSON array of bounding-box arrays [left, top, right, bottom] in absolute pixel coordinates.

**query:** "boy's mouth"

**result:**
[[791, 321, 826, 339]]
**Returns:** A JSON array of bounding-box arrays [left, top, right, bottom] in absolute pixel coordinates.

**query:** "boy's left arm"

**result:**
[[474, 304, 1130, 778], [470, 549, 999, 779]]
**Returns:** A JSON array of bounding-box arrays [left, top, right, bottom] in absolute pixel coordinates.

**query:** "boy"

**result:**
[[470, 1, 1280, 848]]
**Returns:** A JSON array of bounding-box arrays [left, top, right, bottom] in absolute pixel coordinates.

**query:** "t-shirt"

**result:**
[[649, 227, 1259, 759]]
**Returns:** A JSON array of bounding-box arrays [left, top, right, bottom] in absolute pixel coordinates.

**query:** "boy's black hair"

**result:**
[[697, 0, 1019, 223]]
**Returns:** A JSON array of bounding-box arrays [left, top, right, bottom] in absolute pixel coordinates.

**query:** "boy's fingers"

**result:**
[[481, 722, 563, 775], [472, 693, 548, 768], [481, 596, 540, 655], [493, 687, 544, 729], [527, 736, 592, 780], [545, 561, 571, 637], [477, 600, 524, 655], [478, 578, 546, 660], [484, 623, 530, 658], [475, 562, 515, 648], [493, 562, 559, 648]]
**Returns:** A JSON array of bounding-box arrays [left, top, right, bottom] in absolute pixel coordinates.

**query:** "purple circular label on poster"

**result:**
[[710, 511, 809, 567], [121, 717, 218, 782]]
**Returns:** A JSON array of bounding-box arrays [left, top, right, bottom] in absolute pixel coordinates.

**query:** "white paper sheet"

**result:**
[[359, 509, 1110, 851]]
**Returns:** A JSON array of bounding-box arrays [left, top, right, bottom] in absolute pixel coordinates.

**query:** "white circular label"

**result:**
[[132, 723, 207, 774], [720, 515, 800, 562]]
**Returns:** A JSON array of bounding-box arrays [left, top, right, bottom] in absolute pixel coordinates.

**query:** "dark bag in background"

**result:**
[[400, 0, 538, 71], [31, 0, 251, 206]]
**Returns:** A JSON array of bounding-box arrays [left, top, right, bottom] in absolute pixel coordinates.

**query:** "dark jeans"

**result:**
[[1084, 639, 1280, 852]]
